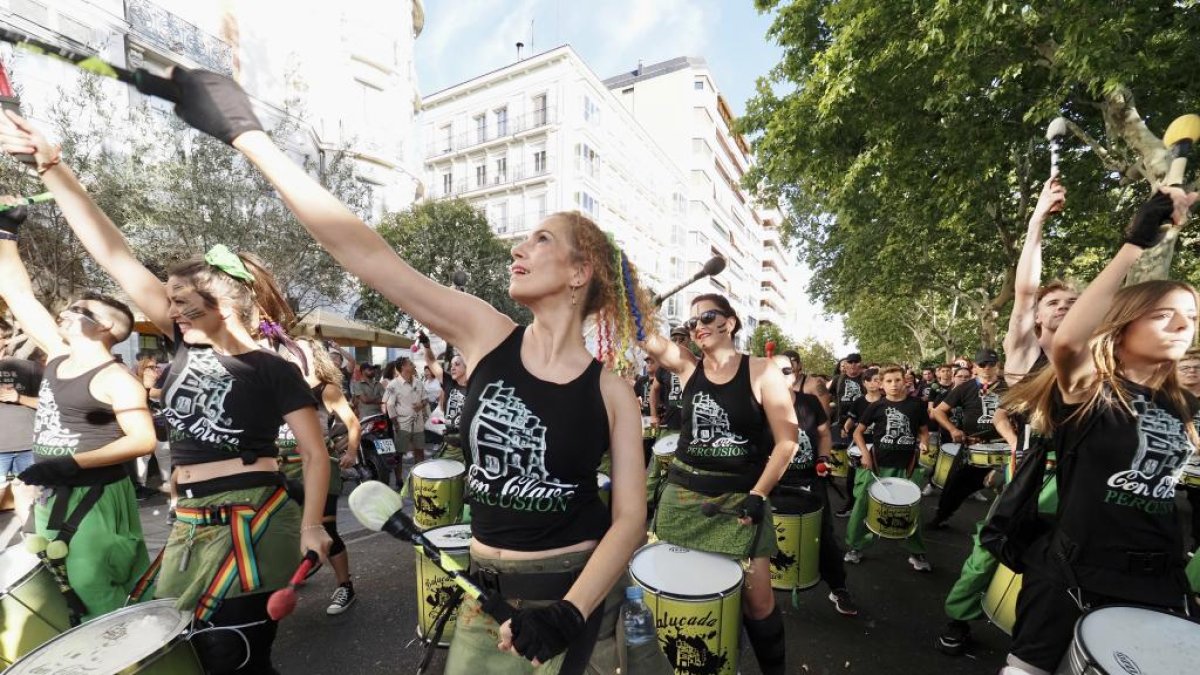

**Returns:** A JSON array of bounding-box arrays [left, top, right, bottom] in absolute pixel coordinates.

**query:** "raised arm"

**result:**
[[1052, 188, 1197, 396], [641, 333, 698, 378], [1005, 178, 1064, 383], [0, 204, 67, 358], [162, 69, 511, 364], [0, 112, 172, 335], [419, 334, 443, 380]]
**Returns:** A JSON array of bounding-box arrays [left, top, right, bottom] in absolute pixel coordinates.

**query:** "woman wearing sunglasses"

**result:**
[[643, 293, 798, 675]]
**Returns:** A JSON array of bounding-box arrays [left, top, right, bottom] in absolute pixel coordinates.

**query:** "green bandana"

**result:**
[[204, 244, 255, 284]]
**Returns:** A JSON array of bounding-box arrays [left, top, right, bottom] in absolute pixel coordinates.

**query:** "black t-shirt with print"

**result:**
[[846, 394, 881, 442], [442, 372, 467, 434], [833, 374, 864, 424], [941, 378, 1006, 440], [1047, 381, 1197, 604], [660, 371, 684, 430], [858, 397, 928, 469], [0, 357, 43, 453], [782, 393, 828, 483], [162, 327, 316, 466], [635, 375, 653, 416]]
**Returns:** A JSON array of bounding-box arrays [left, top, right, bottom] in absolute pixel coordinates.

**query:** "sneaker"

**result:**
[[908, 554, 933, 572], [835, 505, 853, 518], [970, 491, 990, 502], [326, 583, 356, 615], [843, 549, 863, 564], [922, 483, 935, 496], [828, 589, 859, 616], [936, 619, 971, 655]]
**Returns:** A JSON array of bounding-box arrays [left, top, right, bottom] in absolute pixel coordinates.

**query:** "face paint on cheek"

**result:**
[[180, 304, 208, 321]]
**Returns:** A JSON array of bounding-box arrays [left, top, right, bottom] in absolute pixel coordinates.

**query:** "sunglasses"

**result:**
[[683, 309, 729, 332]]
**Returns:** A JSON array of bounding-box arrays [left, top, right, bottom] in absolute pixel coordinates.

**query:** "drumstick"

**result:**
[[266, 550, 319, 620], [27, 535, 88, 625], [0, 192, 53, 211]]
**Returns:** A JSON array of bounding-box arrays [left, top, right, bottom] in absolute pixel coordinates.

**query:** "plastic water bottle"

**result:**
[[621, 586, 655, 646]]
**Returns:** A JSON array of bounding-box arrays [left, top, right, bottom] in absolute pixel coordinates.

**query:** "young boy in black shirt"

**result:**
[[844, 365, 931, 571]]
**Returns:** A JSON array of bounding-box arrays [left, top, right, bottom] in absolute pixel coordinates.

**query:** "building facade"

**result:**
[[420, 45, 689, 300], [605, 56, 802, 340]]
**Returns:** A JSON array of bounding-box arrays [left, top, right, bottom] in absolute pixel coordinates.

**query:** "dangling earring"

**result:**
[[570, 285, 578, 306]]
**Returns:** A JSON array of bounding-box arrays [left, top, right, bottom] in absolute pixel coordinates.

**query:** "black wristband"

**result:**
[[1125, 191, 1174, 249], [741, 493, 766, 524]]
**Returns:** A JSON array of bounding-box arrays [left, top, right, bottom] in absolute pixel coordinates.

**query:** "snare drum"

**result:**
[[643, 416, 661, 440], [769, 488, 822, 592], [932, 443, 961, 488], [1179, 463, 1200, 488], [865, 477, 921, 539], [981, 563, 1022, 635], [828, 445, 850, 478], [1057, 604, 1200, 674], [5, 599, 202, 674], [0, 546, 71, 663], [409, 458, 465, 530], [968, 443, 1009, 468], [414, 524, 472, 648], [630, 542, 743, 675], [652, 434, 679, 474]]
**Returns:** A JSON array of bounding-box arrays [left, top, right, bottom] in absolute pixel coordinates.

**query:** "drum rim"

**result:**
[[411, 458, 466, 479], [1071, 603, 1198, 670], [420, 523, 473, 551], [867, 477, 921, 505], [7, 598, 192, 673], [0, 547, 47, 598], [629, 542, 743, 600]]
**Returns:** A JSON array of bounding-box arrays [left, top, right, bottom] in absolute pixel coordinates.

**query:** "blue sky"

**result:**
[[416, 0, 782, 116]]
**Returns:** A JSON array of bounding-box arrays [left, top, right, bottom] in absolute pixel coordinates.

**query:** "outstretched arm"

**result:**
[[1052, 187, 1198, 397], [1005, 178, 1064, 383], [0, 204, 66, 358], [0, 112, 172, 335]]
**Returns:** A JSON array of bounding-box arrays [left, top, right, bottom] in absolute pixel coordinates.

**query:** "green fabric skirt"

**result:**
[[154, 485, 301, 615], [652, 461, 776, 560], [280, 446, 343, 496], [34, 478, 149, 620]]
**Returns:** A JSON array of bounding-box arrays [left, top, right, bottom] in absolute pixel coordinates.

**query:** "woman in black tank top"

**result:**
[[643, 293, 799, 675]]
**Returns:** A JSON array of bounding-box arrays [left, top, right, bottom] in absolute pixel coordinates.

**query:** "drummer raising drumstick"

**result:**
[[643, 293, 798, 675], [1001, 186, 1200, 674]]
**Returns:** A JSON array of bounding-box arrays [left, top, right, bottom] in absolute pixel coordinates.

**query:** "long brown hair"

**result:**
[[1004, 280, 1199, 444], [295, 337, 344, 387], [553, 211, 657, 367], [167, 252, 294, 334]]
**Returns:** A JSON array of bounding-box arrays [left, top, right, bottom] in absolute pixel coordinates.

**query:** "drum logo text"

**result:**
[[1111, 651, 1142, 675]]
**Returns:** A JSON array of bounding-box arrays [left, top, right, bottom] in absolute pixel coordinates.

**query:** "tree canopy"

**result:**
[[742, 0, 1200, 360]]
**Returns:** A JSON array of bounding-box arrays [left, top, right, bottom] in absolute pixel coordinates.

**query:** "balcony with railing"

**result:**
[[126, 0, 233, 74], [432, 157, 555, 199], [426, 107, 557, 159], [492, 210, 550, 237]]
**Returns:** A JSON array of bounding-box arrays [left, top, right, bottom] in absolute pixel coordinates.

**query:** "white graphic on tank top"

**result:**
[[879, 406, 915, 447], [688, 392, 750, 458], [791, 427, 813, 468], [445, 388, 465, 429], [32, 380, 81, 455], [667, 374, 683, 407], [467, 381, 578, 512], [163, 349, 243, 450], [1105, 396, 1193, 505], [840, 379, 862, 403], [977, 387, 1000, 426]]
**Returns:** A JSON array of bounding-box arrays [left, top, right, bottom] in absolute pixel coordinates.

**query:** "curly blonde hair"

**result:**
[[552, 211, 657, 367]]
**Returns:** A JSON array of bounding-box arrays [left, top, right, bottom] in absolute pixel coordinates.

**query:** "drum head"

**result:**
[[422, 524, 473, 551], [970, 443, 1007, 453], [940, 443, 961, 456], [597, 473, 611, 490], [630, 543, 742, 598], [0, 546, 39, 591], [412, 459, 465, 479], [1075, 605, 1200, 673], [868, 477, 921, 505], [653, 434, 680, 457], [7, 599, 189, 673]]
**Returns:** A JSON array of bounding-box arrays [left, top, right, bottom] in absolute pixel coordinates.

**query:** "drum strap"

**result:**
[[128, 547, 164, 603], [46, 484, 106, 545]]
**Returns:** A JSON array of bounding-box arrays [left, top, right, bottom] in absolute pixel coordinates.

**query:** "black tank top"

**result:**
[[32, 356, 126, 485], [677, 355, 773, 473], [460, 327, 611, 551]]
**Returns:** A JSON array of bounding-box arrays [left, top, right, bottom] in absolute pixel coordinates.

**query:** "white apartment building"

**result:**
[[1, 0, 425, 215], [420, 45, 689, 299], [605, 56, 800, 340]]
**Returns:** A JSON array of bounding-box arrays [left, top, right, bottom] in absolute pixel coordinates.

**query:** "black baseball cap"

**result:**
[[670, 325, 689, 338], [974, 348, 999, 365], [844, 353, 862, 364]]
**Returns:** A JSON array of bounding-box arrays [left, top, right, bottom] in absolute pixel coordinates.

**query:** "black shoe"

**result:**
[[937, 619, 971, 655], [828, 589, 859, 616], [834, 505, 853, 518], [135, 486, 158, 501]]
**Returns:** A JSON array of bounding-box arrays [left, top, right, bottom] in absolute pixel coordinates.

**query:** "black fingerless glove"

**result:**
[[1125, 191, 1174, 249], [740, 493, 766, 524], [18, 456, 80, 486], [0, 203, 27, 240], [510, 600, 586, 663], [171, 68, 263, 145]]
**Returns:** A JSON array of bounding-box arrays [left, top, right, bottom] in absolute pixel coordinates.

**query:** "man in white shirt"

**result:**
[[384, 359, 427, 476]]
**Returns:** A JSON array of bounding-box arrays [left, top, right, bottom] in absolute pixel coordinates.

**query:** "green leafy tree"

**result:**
[[791, 338, 838, 379], [748, 321, 794, 357], [357, 199, 530, 332], [742, 1, 1200, 352]]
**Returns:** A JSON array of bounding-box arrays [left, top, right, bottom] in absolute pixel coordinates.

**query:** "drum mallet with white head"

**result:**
[[1045, 117, 1069, 177], [26, 535, 87, 625]]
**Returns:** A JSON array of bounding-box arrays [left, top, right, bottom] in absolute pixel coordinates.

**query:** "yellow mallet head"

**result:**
[[1163, 114, 1200, 148], [46, 540, 68, 560], [24, 534, 48, 555]]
